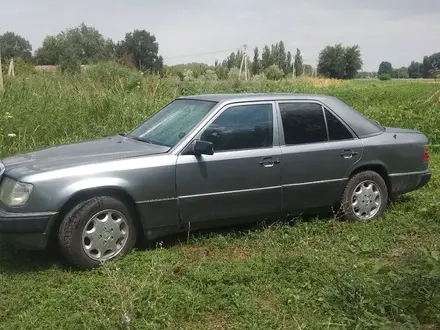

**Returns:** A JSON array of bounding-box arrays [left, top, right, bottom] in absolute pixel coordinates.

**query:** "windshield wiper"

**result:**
[[128, 135, 153, 144]]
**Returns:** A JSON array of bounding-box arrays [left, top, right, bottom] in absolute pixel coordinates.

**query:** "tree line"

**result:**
[[217, 41, 310, 80], [377, 53, 440, 79], [0, 23, 163, 73], [165, 42, 362, 81], [1, 23, 438, 80], [0, 24, 363, 79]]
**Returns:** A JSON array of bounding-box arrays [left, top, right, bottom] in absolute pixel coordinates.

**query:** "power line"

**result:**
[[163, 47, 239, 60]]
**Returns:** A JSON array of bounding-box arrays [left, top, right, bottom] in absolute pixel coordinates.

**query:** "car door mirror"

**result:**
[[193, 140, 214, 156]]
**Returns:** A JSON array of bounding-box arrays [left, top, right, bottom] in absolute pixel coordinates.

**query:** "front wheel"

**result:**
[[58, 196, 137, 270], [340, 170, 388, 221]]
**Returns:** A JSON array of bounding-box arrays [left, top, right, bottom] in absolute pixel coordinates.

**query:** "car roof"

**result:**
[[179, 92, 334, 103], [178, 92, 384, 138]]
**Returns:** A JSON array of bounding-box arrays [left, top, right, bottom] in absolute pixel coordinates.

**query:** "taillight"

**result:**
[[423, 145, 430, 163]]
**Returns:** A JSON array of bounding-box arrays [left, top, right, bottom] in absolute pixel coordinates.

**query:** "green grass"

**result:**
[[1, 68, 440, 329]]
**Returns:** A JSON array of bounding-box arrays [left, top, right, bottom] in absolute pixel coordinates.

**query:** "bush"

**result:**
[[378, 73, 391, 81], [9, 57, 34, 75], [228, 67, 240, 80], [59, 50, 81, 74], [183, 69, 195, 81], [264, 65, 284, 80]]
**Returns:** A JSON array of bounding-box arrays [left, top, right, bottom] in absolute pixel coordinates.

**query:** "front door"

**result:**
[[277, 101, 363, 212], [176, 102, 282, 226]]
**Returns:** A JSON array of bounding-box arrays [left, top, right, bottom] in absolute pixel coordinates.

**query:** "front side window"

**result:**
[[201, 103, 274, 152], [129, 99, 217, 148], [279, 102, 327, 145]]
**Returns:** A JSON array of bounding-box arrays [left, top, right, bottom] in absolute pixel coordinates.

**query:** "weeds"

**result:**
[[0, 70, 439, 329]]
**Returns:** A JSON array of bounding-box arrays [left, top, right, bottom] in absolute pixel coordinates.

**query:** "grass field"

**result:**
[[1, 67, 440, 329]]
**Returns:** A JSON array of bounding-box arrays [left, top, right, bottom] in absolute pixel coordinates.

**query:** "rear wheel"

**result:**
[[340, 170, 388, 221], [58, 196, 137, 270]]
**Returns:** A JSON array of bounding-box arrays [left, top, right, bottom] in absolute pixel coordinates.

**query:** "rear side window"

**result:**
[[201, 103, 273, 152], [325, 109, 354, 141], [279, 102, 327, 145]]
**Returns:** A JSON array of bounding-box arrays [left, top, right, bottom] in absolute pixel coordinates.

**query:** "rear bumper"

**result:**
[[389, 170, 431, 196], [0, 208, 58, 250]]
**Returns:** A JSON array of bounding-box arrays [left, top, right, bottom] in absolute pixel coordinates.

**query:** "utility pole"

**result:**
[[0, 44, 4, 92], [239, 44, 249, 81], [7, 57, 14, 77], [292, 48, 295, 79]]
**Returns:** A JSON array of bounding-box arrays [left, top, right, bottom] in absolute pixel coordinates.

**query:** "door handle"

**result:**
[[340, 149, 358, 159], [258, 157, 280, 167]]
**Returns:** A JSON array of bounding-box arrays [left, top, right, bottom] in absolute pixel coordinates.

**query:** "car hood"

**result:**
[[1, 135, 170, 178]]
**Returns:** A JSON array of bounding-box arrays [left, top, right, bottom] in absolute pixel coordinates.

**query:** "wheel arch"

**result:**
[[49, 186, 143, 242], [347, 162, 391, 195]]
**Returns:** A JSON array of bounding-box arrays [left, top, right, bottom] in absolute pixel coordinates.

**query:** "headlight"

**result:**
[[0, 177, 33, 207]]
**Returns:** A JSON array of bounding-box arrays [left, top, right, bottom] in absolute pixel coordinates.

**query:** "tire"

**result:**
[[58, 196, 137, 270], [340, 170, 388, 221]]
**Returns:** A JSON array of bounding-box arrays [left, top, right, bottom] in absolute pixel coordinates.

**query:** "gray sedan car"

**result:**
[[0, 93, 431, 269]]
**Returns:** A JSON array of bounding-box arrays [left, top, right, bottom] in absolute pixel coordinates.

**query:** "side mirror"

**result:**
[[193, 140, 214, 156]]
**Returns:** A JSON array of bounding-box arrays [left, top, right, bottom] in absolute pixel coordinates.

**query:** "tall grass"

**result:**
[[1, 64, 439, 158], [1, 66, 440, 329]]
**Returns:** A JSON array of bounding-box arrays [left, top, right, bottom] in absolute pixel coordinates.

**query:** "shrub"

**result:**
[[378, 73, 391, 81], [264, 65, 284, 80], [228, 67, 240, 80]]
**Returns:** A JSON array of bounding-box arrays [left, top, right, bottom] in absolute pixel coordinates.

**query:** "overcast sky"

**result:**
[[1, 0, 439, 71]]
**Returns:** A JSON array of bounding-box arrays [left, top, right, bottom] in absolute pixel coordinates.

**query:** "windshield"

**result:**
[[128, 99, 217, 148]]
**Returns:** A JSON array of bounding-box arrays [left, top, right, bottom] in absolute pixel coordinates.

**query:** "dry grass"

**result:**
[[302, 76, 345, 88]]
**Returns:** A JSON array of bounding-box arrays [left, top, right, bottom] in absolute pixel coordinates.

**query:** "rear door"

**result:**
[[176, 101, 282, 226], [276, 101, 363, 211]]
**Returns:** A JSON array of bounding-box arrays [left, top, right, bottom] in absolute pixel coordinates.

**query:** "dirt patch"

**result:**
[[180, 244, 253, 261], [181, 311, 233, 330], [421, 325, 440, 330], [225, 246, 252, 260], [389, 247, 405, 258], [181, 245, 211, 256], [257, 291, 281, 311]]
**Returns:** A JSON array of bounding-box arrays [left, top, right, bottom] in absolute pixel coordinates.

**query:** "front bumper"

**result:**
[[0, 208, 58, 250]]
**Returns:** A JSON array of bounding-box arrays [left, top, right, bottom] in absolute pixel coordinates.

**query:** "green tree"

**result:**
[[116, 29, 163, 72], [303, 64, 313, 77], [222, 52, 235, 69], [318, 44, 362, 79], [59, 46, 81, 73], [261, 46, 271, 70], [399, 67, 409, 79], [378, 61, 393, 76], [391, 67, 409, 79], [408, 61, 423, 78], [286, 51, 293, 75], [275, 41, 287, 74], [34, 36, 63, 65], [317, 44, 346, 79], [222, 50, 243, 69], [35, 23, 114, 65], [215, 66, 229, 80], [343, 45, 363, 79], [294, 48, 303, 77], [251, 47, 261, 75], [422, 52, 440, 78], [264, 64, 284, 80], [0, 31, 32, 60]]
